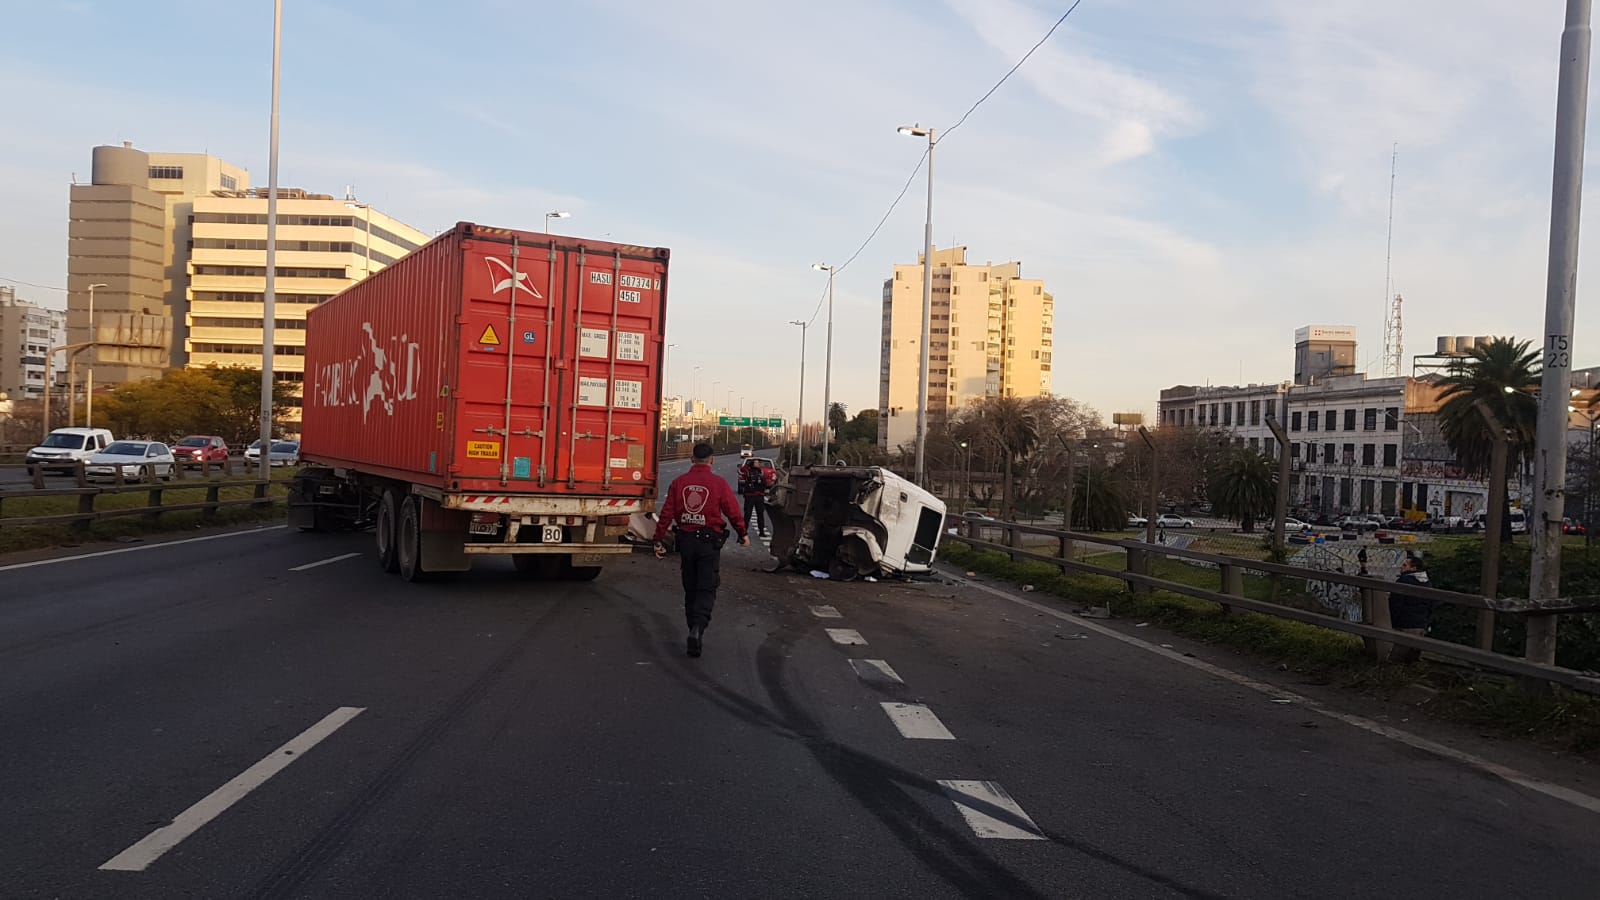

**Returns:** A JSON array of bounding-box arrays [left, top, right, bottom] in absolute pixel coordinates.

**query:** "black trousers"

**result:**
[[743, 495, 767, 533], [679, 531, 724, 631]]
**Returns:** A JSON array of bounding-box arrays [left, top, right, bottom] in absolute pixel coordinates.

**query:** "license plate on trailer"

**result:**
[[541, 525, 564, 543], [469, 523, 498, 535]]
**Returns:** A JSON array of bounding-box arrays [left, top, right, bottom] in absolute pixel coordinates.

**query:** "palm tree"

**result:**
[[827, 402, 849, 438], [981, 397, 1041, 517], [1436, 337, 1541, 475], [1072, 467, 1127, 531], [1210, 449, 1277, 533]]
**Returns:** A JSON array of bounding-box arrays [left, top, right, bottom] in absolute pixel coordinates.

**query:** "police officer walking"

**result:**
[[737, 457, 770, 537], [655, 443, 749, 657]]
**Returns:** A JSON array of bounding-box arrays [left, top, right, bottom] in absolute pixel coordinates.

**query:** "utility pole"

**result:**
[[84, 282, 106, 426], [814, 264, 836, 466], [259, 0, 283, 480], [899, 125, 936, 485], [790, 320, 808, 466], [1529, 0, 1593, 665]]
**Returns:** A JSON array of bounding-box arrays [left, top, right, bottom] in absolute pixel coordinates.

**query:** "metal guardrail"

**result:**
[[0, 460, 282, 529], [948, 516, 1600, 695]]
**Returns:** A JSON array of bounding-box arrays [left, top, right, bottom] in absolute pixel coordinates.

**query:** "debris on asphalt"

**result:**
[[1022, 584, 1036, 592], [1160, 643, 1174, 649], [810, 570, 830, 579], [965, 571, 978, 577], [864, 576, 878, 583], [1270, 698, 1294, 704], [1135, 622, 1151, 628]]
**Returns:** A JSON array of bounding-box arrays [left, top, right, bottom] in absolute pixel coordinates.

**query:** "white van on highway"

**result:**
[[24, 427, 115, 472]]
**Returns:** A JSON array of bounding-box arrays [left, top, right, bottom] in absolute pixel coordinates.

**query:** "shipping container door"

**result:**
[[551, 245, 664, 491], [452, 234, 562, 487]]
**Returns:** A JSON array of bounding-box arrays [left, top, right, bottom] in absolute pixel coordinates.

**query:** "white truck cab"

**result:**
[[25, 427, 115, 472], [766, 465, 946, 578]]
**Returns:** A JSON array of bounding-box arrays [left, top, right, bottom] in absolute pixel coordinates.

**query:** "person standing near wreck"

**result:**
[[654, 443, 749, 657]]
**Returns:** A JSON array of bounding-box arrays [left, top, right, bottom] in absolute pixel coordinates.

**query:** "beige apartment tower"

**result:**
[[878, 246, 1054, 452]]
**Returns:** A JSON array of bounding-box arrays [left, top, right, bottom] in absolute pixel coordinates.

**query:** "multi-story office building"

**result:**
[[0, 286, 66, 400], [1283, 373, 1408, 516], [878, 246, 1054, 451], [1157, 382, 1289, 457], [185, 191, 425, 393], [67, 143, 250, 384]]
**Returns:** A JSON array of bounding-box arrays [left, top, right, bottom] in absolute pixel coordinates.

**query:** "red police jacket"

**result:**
[[655, 464, 747, 540]]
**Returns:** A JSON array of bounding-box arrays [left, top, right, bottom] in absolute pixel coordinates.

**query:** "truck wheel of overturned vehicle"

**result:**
[[375, 489, 401, 574], [397, 497, 428, 582]]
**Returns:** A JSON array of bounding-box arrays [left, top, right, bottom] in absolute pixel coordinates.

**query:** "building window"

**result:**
[[1224, 404, 1233, 426], [1291, 442, 1302, 459], [1324, 442, 1335, 463], [1250, 400, 1261, 426], [1385, 407, 1399, 431], [1364, 408, 1378, 431], [1343, 443, 1355, 465], [1362, 444, 1376, 466], [220, 173, 238, 190], [1383, 444, 1398, 467], [148, 165, 184, 180], [1343, 409, 1356, 431], [1308, 412, 1319, 432], [1249, 437, 1260, 452], [1291, 411, 1302, 432], [1324, 410, 1336, 431]]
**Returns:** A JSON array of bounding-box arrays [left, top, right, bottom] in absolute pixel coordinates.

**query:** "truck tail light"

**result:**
[[604, 515, 629, 526], [471, 513, 501, 526]]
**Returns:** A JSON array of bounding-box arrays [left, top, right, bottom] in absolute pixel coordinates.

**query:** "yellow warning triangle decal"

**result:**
[[478, 324, 501, 345]]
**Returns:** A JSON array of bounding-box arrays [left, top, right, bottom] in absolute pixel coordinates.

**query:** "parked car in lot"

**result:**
[[245, 439, 301, 467], [1155, 514, 1194, 528], [1281, 517, 1313, 533], [24, 427, 114, 472], [1126, 513, 1148, 529], [961, 510, 996, 521], [85, 441, 175, 481], [171, 435, 230, 467], [1564, 517, 1587, 536]]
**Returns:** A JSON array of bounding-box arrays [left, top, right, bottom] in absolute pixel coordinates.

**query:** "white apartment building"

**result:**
[[879, 246, 1054, 452], [0, 286, 66, 400]]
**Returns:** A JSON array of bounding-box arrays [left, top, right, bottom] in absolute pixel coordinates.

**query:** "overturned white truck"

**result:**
[[766, 465, 946, 579]]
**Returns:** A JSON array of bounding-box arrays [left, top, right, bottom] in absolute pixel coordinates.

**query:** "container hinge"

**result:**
[[609, 434, 638, 443], [474, 426, 507, 437], [574, 431, 599, 441], [515, 428, 543, 439]]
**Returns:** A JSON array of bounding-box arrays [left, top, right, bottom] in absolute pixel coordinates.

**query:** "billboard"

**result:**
[[1294, 325, 1357, 344]]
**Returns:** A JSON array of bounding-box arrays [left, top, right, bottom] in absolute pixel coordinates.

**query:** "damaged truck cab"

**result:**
[[766, 465, 946, 579]]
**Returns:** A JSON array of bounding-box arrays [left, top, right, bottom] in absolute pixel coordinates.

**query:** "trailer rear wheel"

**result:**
[[397, 496, 428, 582], [375, 489, 401, 573]]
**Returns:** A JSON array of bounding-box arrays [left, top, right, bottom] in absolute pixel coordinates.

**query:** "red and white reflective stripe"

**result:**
[[600, 498, 641, 508], [460, 496, 512, 505]]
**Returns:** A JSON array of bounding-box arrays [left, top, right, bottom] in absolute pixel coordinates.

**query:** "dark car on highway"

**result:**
[[172, 435, 230, 467]]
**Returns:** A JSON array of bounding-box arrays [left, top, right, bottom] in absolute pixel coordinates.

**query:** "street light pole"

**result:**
[[899, 125, 935, 486], [790, 319, 808, 466], [545, 210, 571, 234], [813, 263, 835, 465], [1529, 0, 1593, 665], [85, 282, 106, 426], [259, 0, 282, 479]]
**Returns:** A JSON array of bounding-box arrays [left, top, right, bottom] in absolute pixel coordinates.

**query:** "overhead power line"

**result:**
[[0, 275, 68, 292], [807, 0, 1086, 326]]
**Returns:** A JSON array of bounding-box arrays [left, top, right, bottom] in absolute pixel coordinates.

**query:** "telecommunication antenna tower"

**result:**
[[1381, 144, 1404, 377]]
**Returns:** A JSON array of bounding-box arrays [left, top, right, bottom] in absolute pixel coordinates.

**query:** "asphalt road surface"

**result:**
[[6, 454, 1600, 898]]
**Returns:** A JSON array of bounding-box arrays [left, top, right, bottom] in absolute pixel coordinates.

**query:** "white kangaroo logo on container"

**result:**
[[485, 257, 544, 299], [314, 322, 419, 422]]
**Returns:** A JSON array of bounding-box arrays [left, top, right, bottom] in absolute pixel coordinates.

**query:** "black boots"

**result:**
[[687, 626, 704, 658]]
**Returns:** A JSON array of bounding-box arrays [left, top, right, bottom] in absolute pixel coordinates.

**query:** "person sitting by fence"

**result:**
[[1389, 553, 1432, 663]]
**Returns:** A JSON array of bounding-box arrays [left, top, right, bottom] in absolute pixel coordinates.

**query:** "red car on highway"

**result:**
[[172, 435, 230, 467]]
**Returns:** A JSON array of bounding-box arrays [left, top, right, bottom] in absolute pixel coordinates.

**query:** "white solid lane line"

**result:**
[[809, 604, 842, 618], [289, 552, 362, 572], [825, 628, 867, 646], [959, 576, 1600, 819], [0, 525, 288, 573], [880, 702, 956, 740], [938, 780, 1046, 840], [99, 706, 365, 872], [850, 658, 904, 684]]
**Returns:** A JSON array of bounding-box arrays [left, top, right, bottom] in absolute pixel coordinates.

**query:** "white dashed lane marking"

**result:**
[[809, 605, 842, 618], [938, 780, 1047, 840], [825, 628, 867, 646], [289, 552, 362, 572], [99, 706, 365, 871], [880, 702, 956, 740], [849, 658, 904, 684]]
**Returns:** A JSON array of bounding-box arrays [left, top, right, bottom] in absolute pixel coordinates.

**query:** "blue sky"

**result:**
[[3, 0, 1598, 422]]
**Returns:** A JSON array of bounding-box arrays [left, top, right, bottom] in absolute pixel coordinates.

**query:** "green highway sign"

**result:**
[[717, 416, 785, 427]]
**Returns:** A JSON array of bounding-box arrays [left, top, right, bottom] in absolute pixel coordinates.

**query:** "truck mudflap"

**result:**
[[766, 465, 946, 579]]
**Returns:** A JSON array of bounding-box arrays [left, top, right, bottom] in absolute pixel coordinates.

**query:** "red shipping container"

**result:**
[[301, 222, 668, 501]]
